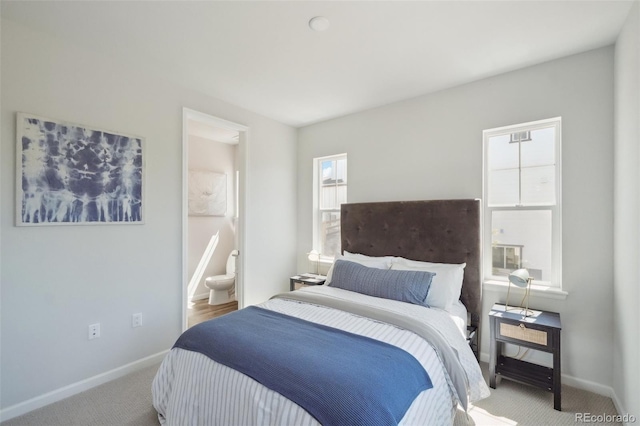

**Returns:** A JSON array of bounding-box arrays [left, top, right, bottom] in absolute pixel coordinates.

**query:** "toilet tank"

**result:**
[[227, 250, 239, 275]]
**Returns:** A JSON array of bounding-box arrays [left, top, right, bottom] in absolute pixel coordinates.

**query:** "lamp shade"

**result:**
[[307, 250, 320, 262], [508, 269, 530, 287]]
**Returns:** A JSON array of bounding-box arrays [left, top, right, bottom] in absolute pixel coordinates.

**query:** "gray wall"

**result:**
[[614, 1, 640, 419], [0, 19, 297, 410], [298, 47, 615, 389]]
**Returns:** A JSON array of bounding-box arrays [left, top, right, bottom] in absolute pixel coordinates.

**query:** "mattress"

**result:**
[[448, 299, 469, 338], [152, 286, 489, 425]]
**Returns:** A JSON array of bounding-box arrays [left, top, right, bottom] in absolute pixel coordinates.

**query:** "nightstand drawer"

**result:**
[[499, 322, 548, 346]]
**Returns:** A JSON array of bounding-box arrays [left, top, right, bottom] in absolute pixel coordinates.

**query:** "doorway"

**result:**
[[182, 108, 248, 330]]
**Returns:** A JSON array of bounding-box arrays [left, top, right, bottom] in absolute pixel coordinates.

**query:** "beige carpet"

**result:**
[[454, 363, 620, 426], [3, 362, 620, 426], [2, 364, 160, 426]]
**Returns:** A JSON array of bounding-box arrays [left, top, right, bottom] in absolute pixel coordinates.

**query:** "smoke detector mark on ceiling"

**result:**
[[309, 16, 330, 32]]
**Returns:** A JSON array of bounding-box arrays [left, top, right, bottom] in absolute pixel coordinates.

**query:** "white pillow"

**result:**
[[343, 251, 395, 267], [390, 258, 466, 312], [392, 257, 466, 271], [325, 253, 391, 285]]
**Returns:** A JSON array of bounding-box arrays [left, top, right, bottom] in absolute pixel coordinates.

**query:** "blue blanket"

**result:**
[[173, 306, 432, 426]]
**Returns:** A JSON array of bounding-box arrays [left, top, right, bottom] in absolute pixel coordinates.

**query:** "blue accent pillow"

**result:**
[[328, 260, 435, 307]]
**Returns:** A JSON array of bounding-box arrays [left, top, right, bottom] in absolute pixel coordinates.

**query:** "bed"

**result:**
[[152, 199, 490, 425]]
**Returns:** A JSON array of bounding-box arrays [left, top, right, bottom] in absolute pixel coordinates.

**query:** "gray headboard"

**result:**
[[340, 199, 481, 327]]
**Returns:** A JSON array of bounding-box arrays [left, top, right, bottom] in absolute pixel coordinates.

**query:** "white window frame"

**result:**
[[312, 153, 347, 261], [482, 117, 562, 289]]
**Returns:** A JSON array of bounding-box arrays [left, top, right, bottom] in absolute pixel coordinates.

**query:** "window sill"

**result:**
[[483, 280, 568, 300]]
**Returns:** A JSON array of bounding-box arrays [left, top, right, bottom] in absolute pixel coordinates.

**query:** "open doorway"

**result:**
[[182, 108, 248, 330]]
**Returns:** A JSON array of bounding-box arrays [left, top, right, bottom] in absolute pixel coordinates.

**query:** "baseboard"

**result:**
[[607, 388, 635, 425], [562, 374, 614, 398], [192, 291, 209, 301], [0, 349, 169, 422], [479, 351, 616, 398], [191, 291, 235, 302]]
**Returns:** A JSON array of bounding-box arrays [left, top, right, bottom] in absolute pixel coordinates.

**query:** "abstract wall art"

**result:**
[[16, 113, 144, 225], [188, 170, 227, 216]]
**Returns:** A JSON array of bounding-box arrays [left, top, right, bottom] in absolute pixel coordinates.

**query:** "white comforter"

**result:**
[[152, 286, 490, 426]]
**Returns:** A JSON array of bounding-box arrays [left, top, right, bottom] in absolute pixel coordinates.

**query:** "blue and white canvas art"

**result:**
[[17, 113, 144, 225]]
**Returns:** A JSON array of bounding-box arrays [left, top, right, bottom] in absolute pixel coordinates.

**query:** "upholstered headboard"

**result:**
[[340, 199, 482, 327]]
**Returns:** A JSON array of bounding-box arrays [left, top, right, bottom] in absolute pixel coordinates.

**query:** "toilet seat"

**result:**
[[205, 275, 235, 289]]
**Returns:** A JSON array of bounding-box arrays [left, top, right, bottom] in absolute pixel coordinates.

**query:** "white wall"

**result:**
[[188, 135, 237, 300], [298, 47, 615, 389], [613, 1, 640, 419], [0, 19, 297, 412]]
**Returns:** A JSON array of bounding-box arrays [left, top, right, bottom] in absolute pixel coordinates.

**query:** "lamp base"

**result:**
[[504, 306, 535, 318], [505, 278, 533, 318]]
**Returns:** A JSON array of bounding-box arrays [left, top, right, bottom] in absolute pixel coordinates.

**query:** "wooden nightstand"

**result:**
[[489, 304, 562, 411], [289, 274, 326, 291]]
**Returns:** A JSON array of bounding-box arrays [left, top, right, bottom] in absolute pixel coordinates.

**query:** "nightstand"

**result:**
[[289, 274, 326, 291], [489, 304, 562, 411]]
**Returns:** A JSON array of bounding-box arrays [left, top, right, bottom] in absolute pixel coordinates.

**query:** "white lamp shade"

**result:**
[[508, 269, 530, 287], [307, 250, 320, 262]]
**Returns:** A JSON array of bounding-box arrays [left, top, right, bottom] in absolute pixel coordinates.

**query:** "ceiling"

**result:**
[[1, 1, 635, 128], [188, 119, 239, 144]]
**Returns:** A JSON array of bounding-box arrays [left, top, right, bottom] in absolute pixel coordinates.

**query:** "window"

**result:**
[[483, 117, 561, 287], [313, 154, 347, 259], [492, 244, 523, 273]]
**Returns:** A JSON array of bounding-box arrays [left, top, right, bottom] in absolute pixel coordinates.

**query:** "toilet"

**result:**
[[205, 250, 239, 305]]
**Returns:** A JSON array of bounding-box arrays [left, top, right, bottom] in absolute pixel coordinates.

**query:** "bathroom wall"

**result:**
[[188, 134, 238, 300]]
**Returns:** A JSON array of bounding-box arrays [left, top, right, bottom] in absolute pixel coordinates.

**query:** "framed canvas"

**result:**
[[16, 113, 144, 225], [188, 170, 227, 216]]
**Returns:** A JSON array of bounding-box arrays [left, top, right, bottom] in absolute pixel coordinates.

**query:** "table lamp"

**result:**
[[505, 268, 533, 317], [307, 250, 320, 276]]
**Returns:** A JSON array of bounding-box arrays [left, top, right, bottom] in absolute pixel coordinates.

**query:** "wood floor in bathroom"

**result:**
[[187, 299, 238, 328]]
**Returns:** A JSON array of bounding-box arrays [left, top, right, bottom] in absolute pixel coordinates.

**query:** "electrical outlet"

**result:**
[[88, 323, 100, 340], [132, 313, 143, 328]]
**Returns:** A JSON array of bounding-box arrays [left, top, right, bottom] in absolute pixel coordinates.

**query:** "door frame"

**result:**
[[182, 108, 249, 330]]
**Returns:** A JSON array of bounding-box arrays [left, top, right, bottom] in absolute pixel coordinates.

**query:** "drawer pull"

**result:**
[[500, 322, 548, 345]]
